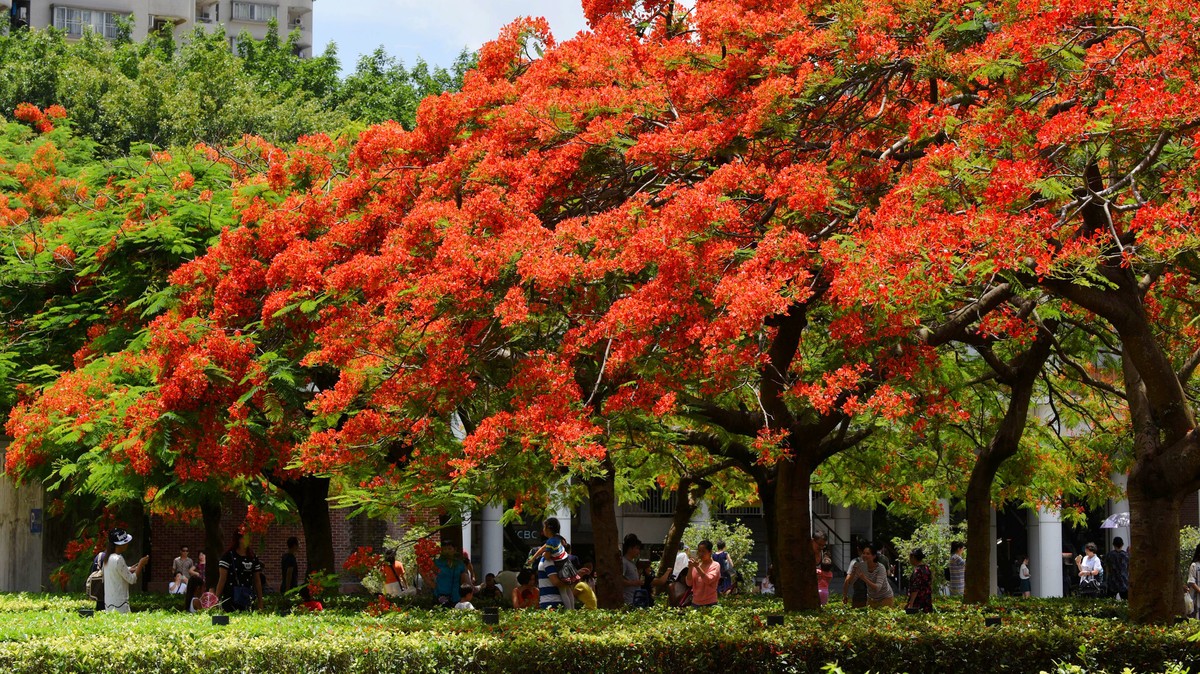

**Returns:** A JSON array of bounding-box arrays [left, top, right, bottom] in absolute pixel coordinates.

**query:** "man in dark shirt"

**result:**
[[281, 537, 300, 594], [1103, 537, 1130, 600]]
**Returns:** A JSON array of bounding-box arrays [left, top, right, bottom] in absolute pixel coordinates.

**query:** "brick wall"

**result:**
[[1184, 492, 1199, 529]]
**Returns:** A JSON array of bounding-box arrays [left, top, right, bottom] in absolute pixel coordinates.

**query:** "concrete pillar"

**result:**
[[555, 503, 572, 545], [831, 505, 853, 571], [1108, 472, 1130, 551], [990, 507, 999, 596], [0, 445, 44, 592], [691, 500, 711, 525], [481, 504, 504, 576], [461, 509, 474, 572], [1030, 507, 1063, 598]]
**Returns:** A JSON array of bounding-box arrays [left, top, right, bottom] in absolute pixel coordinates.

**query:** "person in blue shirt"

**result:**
[[425, 541, 470, 607]]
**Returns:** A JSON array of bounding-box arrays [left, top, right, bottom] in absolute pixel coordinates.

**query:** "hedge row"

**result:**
[[0, 594, 1196, 674]]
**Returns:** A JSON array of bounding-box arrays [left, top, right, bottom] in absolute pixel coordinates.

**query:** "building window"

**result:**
[[52, 6, 122, 39], [231, 2, 277, 22]]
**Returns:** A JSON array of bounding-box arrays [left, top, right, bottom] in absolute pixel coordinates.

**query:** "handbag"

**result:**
[[555, 557, 582, 584], [1077, 576, 1102, 597], [85, 553, 105, 604]]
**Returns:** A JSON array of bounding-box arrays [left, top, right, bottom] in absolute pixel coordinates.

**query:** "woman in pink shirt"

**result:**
[[686, 540, 722, 607]]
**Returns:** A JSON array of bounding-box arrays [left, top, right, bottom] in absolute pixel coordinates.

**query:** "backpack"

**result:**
[[86, 553, 105, 604], [630, 588, 653, 608]]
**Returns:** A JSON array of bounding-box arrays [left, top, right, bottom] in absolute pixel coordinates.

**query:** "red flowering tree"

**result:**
[[0, 108, 259, 569], [822, 1, 1200, 623], [116, 1, 962, 612]]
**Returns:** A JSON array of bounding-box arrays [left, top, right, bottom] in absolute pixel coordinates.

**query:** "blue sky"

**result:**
[[314, 1, 589, 72]]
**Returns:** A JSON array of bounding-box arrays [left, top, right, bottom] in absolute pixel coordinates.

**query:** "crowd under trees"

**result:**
[[1, 0, 1199, 626]]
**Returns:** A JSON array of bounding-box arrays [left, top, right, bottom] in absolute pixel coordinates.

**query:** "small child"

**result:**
[[817, 556, 834, 606], [525, 517, 581, 583], [454, 583, 476, 610]]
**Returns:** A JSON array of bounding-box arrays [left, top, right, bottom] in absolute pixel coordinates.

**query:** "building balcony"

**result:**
[[148, 0, 192, 22], [286, 0, 313, 15]]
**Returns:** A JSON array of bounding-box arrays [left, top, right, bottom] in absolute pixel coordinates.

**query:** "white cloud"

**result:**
[[316, 0, 588, 70]]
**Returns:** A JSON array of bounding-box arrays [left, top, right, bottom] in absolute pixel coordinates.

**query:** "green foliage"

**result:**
[[681, 518, 758, 588], [1181, 528, 1200, 583], [0, 26, 469, 156], [0, 594, 1196, 673], [891, 521, 967, 595], [0, 119, 236, 412]]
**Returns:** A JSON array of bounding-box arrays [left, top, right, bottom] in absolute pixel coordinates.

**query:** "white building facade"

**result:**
[[8, 0, 314, 57]]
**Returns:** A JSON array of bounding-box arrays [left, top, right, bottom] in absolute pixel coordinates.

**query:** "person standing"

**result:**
[[381, 550, 408, 597], [842, 546, 868, 608], [817, 555, 834, 606], [101, 529, 149, 613], [712, 541, 733, 595], [1103, 537, 1129, 600], [853, 545, 894, 608], [171, 546, 196, 594], [621, 535, 644, 606], [423, 541, 470, 608], [537, 551, 569, 610], [280, 537, 300, 595], [1186, 544, 1200, 619], [215, 529, 265, 612], [905, 549, 933, 613], [686, 540, 721, 608], [1019, 555, 1032, 598], [948, 542, 966, 597]]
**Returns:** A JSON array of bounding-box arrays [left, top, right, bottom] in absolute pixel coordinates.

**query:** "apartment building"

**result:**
[[7, 0, 314, 57]]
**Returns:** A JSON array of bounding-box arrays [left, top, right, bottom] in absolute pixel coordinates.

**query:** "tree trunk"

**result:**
[[756, 473, 780, 596], [587, 463, 625, 609], [963, 463, 995, 603], [964, 325, 1054, 604], [775, 456, 819, 611], [200, 501, 224, 581], [279, 476, 336, 577], [1118, 342, 1199, 623], [1127, 489, 1184, 623], [657, 479, 707, 577]]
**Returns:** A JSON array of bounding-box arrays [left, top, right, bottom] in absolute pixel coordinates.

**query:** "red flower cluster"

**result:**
[[342, 545, 382, 578], [13, 103, 65, 134]]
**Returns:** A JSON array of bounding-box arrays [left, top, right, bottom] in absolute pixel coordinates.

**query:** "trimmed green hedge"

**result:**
[[0, 594, 1196, 673]]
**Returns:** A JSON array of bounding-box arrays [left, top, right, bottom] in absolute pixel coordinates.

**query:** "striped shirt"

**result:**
[[949, 554, 965, 595], [538, 557, 563, 609]]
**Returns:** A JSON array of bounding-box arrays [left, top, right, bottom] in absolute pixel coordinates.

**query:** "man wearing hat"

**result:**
[[101, 529, 149, 613]]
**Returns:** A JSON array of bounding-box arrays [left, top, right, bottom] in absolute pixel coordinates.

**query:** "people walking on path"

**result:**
[[905, 549, 933, 613]]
